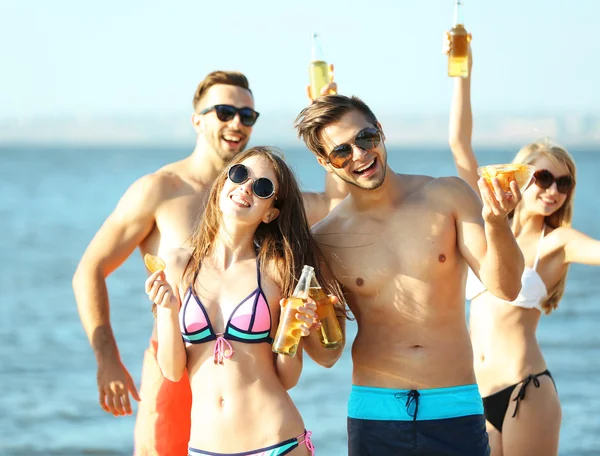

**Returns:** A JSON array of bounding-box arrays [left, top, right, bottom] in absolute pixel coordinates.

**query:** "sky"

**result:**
[[1, 0, 599, 122]]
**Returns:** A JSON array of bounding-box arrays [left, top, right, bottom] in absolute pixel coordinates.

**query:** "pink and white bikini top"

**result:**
[[179, 259, 273, 363]]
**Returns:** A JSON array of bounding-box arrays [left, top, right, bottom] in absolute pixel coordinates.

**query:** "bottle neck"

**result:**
[[311, 33, 325, 62], [453, 0, 464, 26], [293, 265, 315, 297]]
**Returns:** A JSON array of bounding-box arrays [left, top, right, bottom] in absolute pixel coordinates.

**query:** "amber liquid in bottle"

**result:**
[[448, 0, 469, 78], [308, 285, 343, 350], [273, 265, 314, 357], [272, 297, 306, 357]]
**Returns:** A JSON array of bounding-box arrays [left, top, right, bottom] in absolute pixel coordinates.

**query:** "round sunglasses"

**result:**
[[533, 169, 574, 194], [326, 127, 382, 169], [227, 164, 276, 199], [199, 104, 260, 127]]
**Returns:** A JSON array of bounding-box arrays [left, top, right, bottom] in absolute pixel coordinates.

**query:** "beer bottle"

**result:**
[[273, 265, 314, 357], [448, 0, 470, 78], [309, 33, 331, 99], [308, 274, 343, 350]]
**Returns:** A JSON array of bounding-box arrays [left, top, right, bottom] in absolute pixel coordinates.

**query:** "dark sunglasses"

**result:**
[[227, 164, 276, 199], [533, 169, 574, 194], [198, 104, 260, 127], [327, 127, 382, 169]]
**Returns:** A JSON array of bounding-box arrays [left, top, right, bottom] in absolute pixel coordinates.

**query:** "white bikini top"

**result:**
[[465, 228, 548, 312]]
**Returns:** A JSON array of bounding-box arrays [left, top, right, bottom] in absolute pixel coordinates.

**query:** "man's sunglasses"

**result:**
[[326, 127, 382, 169], [199, 104, 260, 127], [533, 169, 574, 194], [227, 164, 276, 199]]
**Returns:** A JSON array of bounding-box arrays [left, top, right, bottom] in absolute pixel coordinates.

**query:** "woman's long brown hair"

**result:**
[[183, 146, 345, 310]]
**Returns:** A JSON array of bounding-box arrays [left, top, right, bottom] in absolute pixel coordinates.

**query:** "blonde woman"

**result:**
[[446, 39, 600, 456]]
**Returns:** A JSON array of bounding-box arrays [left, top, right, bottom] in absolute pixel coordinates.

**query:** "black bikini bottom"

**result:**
[[482, 369, 556, 433]]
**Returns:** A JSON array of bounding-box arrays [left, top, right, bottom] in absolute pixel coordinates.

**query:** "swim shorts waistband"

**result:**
[[348, 384, 484, 421]]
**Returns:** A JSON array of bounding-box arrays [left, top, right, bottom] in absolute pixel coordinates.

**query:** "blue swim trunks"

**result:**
[[347, 384, 490, 456]]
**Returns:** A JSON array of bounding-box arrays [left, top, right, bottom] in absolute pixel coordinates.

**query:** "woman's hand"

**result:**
[[280, 297, 320, 337], [443, 31, 473, 73], [145, 270, 179, 312]]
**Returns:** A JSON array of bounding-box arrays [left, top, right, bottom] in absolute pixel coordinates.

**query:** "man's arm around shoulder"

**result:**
[[303, 173, 348, 227]]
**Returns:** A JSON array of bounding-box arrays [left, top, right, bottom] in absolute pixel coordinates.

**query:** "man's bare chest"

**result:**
[[155, 192, 208, 247], [322, 210, 459, 296]]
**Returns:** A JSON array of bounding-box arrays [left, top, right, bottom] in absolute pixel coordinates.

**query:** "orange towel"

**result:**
[[133, 340, 192, 455]]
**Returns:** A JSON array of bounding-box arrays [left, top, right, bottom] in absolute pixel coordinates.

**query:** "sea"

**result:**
[[1, 144, 599, 455]]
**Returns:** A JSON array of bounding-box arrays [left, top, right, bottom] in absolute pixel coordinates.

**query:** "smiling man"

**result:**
[[73, 70, 349, 455], [73, 71, 259, 455], [295, 94, 526, 456]]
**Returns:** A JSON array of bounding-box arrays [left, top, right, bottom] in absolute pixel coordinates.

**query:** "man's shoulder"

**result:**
[[110, 167, 190, 219], [400, 174, 477, 216], [129, 165, 190, 199], [150, 159, 193, 187], [412, 175, 473, 200], [303, 191, 329, 227], [311, 198, 352, 235], [417, 174, 467, 191]]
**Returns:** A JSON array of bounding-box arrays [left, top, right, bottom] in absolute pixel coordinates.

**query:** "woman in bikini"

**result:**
[[445, 39, 600, 456], [145, 146, 345, 456]]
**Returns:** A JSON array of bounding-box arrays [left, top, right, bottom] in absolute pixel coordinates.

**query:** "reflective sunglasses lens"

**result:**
[[214, 105, 236, 122], [329, 145, 353, 168], [239, 108, 259, 127], [355, 129, 381, 151], [228, 164, 248, 184], [253, 178, 275, 198]]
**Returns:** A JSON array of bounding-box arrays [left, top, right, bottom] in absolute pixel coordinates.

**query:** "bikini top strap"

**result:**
[[256, 257, 262, 286], [532, 226, 546, 271]]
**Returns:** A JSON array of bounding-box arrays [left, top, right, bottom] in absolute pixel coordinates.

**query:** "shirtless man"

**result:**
[[294, 94, 525, 456], [72, 71, 342, 455]]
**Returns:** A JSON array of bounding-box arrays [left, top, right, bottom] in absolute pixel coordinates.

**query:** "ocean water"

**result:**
[[1, 144, 599, 455]]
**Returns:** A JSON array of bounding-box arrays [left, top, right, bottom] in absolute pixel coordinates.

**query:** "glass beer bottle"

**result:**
[[273, 265, 314, 357], [308, 275, 343, 350], [448, 0, 469, 78], [309, 33, 330, 100]]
